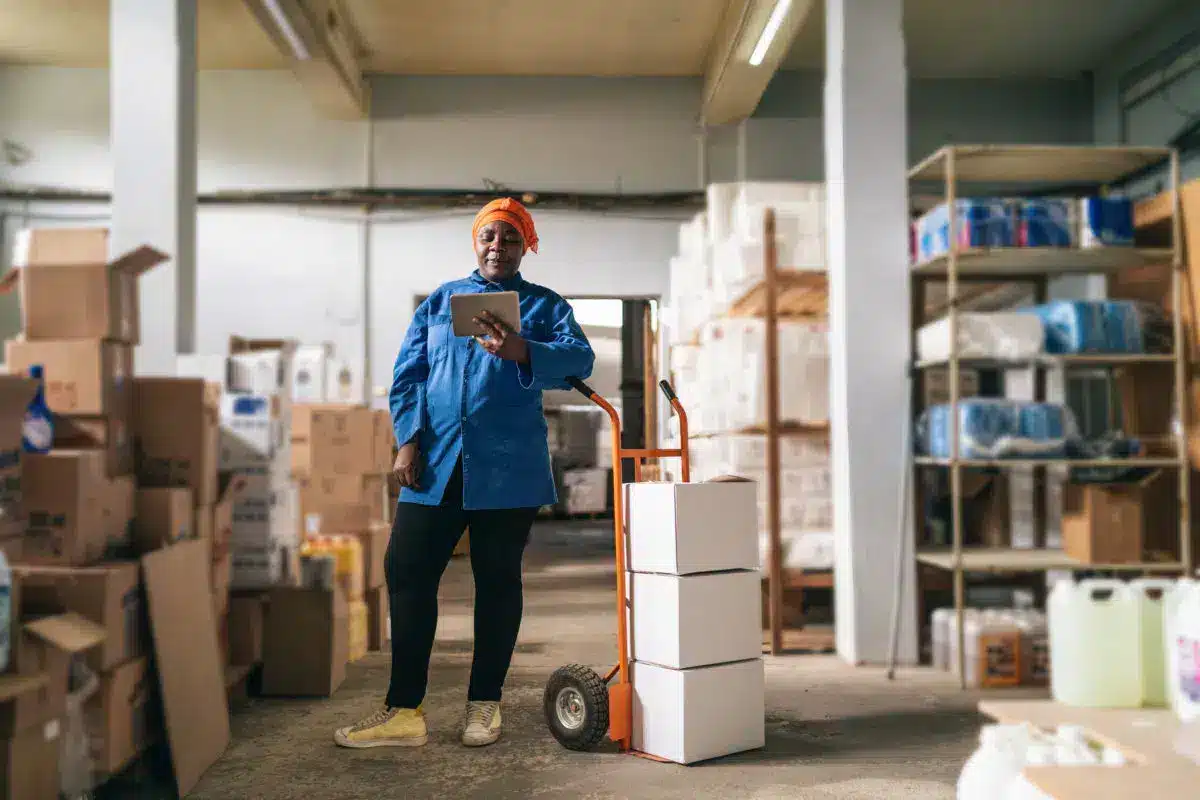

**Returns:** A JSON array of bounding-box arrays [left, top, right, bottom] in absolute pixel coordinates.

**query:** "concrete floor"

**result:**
[[181, 524, 998, 798]]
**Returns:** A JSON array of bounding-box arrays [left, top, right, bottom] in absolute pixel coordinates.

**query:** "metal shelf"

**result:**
[[911, 247, 1172, 278], [915, 548, 1185, 573]]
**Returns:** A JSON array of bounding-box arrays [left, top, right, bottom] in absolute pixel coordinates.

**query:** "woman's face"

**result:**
[[475, 220, 525, 282]]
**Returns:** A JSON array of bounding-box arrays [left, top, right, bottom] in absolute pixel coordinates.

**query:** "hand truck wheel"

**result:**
[[544, 664, 609, 751]]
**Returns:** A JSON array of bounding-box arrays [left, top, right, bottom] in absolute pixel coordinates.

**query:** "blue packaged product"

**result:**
[[1079, 196, 1134, 248], [916, 199, 1014, 262], [1018, 199, 1072, 248], [916, 400, 1074, 460], [1024, 301, 1108, 353], [22, 364, 53, 454]]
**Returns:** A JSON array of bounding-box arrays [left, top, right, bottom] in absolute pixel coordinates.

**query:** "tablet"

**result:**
[[450, 291, 522, 338]]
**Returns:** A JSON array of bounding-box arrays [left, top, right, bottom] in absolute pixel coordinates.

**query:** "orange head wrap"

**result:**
[[472, 198, 539, 254]]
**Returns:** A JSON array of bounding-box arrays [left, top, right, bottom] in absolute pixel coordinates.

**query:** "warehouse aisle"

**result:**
[[186, 523, 983, 799]]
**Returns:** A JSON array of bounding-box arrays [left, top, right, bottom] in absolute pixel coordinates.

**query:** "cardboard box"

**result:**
[[231, 476, 296, 548], [631, 659, 765, 765], [141, 539, 230, 797], [0, 227, 166, 344], [625, 481, 758, 575], [1062, 474, 1176, 564], [292, 344, 332, 403], [365, 586, 389, 652], [302, 503, 372, 540], [290, 404, 375, 476], [13, 561, 144, 672], [22, 450, 108, 565], [86, 656, 153, 778], [5, 339, 132, 418], [133, 378, 220, 506], [212, 473, 245, 549], [372, 409, 394, 474], [194, 503, 214, 549], [54, 414, 133, 478], [353, 522, 388, 590], [219, 393, 289, 474], [228, 337, 296, 398], [0, 376, 36, 539], [211, 544, 232, 618], [260, 586, 348, 696], [2, 610, 106, 737], [0, 718, 61, 800], [133, 488, 193, 553], [628, 571, 760, 670], [228, 594, 265, 666], [102, 474, 136, 552], [231, 542, 288, 590]]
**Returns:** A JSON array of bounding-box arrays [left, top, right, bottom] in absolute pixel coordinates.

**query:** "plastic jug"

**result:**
[[1130, 577, 1175, 706], [1165, 578, 1200, 721], [21, 364, 53, 454], [932, 608, 956, 670], [945, 609, 978, 676], [962, 611, 1022, 688], [1049, 579, 1140, 707], [958, 724, 1033, 800], [1004, 742, 1056, 800], [0, 551, 10, 671], [1013, 610, 1049, 687]]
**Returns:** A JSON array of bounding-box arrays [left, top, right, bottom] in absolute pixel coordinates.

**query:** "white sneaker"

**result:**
[[462, 701, 502, 747]]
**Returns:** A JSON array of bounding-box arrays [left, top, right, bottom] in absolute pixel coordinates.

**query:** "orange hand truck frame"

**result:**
[[542, 377, 689, 754]]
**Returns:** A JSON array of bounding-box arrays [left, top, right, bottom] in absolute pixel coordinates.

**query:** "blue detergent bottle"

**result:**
[[22, 364, 54, 454]]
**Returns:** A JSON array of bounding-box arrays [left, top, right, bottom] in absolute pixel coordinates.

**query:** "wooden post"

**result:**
[[765, 208, 784, 656]]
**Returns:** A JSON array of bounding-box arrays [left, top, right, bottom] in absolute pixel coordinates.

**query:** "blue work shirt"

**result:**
[[390, 269, 595, 510]]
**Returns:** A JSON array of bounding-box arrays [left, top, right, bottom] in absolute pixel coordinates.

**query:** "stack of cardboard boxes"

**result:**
[[218, 339, 300, 590], [292, 404, 393, 659], [0, 228, 231, 797]]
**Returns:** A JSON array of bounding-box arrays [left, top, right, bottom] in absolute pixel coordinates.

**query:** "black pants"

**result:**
[[385, 459, 538, 709]]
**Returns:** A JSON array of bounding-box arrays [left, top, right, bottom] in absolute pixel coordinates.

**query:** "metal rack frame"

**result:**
[[904, 145, 1190, 689]]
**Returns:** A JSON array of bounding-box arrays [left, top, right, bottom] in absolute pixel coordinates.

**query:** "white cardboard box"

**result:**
[[629, 571, 760, 669], [219, 393, 287, 471], [625, 481, 757, 575], [632, 659, 765, 764], [176, 353, 229, 385], [292, 344, 332, 403]]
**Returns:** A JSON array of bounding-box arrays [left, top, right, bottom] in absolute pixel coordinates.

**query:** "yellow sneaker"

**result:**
[[334, 707, 428, 749], [462, 701, 502, 747]]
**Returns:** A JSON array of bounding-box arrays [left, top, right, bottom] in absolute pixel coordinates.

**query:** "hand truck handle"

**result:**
[[658, 379, 678, 403], [566, 376, 597, 399]]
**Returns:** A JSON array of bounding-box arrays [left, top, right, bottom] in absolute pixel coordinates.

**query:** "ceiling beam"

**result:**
[[243, 0, 369, 120], [701, 0, 814, 126]]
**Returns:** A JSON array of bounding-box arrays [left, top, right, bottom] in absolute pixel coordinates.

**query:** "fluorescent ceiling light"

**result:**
[[261, 0, 311, 61], [749, 0, 793, 67]]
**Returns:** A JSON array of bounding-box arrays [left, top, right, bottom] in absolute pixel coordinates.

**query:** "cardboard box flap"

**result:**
[[0, 672, 50, 703], [229, 335, 298, 356], [12, 227, 108, 267], [24, 612, 107, 654], [110, 244, 169, 277]]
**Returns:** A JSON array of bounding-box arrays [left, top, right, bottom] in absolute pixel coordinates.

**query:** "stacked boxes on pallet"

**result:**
[[623, 479, 764, 764], [292, 403, 393, 664], [662, 183, 833, 572]]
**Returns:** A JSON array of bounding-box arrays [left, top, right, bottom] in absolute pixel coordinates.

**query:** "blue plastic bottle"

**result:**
[[22, 364, 53, 454]]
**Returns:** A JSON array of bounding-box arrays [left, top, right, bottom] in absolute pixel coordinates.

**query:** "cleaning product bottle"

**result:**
[[957, 724, 1030, 800], [22, 364, 53, 454], [1165, 578, 1200, 721], [0, 550, 11, 671]]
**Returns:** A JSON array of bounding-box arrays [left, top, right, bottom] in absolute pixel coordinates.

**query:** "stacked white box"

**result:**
[[219, 393, 299, 588], [623, 481, 765, 764]]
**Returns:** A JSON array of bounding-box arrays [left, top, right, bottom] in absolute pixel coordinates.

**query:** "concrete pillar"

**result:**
[[824, 0, 917, 664], [111, 0, 198, 375]]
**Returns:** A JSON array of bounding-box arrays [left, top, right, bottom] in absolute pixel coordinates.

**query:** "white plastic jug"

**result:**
[[958, 724, 1032, 800], [1004, 742, 1056, 800], [1049, 579, 1140, 707], [1012, 609, 1048, 687], [1165, 578, 1200, 721], [1130, 577, 1175, 707], [932, 608, 956, 670]]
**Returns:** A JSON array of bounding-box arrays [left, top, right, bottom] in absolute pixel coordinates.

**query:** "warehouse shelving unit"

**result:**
[[904, 144, 1190, 688]]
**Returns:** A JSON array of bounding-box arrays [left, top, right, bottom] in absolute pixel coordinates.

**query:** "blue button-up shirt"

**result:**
[[390, 270, 595, 510]]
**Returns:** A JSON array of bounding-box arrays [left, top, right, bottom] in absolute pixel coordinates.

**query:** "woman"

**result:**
[[335, 198, 594, 750]]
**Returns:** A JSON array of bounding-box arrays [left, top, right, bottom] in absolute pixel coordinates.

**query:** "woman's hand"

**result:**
[[473, 311, 530, 364], [393, 442, 421, 488]]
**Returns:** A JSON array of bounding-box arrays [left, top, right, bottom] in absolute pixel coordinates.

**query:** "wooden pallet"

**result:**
[[728, 270, 828, 319]]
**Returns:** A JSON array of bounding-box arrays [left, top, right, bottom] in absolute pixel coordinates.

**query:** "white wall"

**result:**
[[0, 66, 1098, 399]]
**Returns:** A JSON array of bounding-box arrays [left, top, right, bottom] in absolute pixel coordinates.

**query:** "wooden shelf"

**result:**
[[908, 145, 1171, 185], [911, 247, 1172, 278], [915, 548, 1185, 573], [726, 269, 827, 318], [979, 700, 1197, 800], [913, 353, 1176, 370], [914, 456, 1183, 468], [691, 423, 830, 439]]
